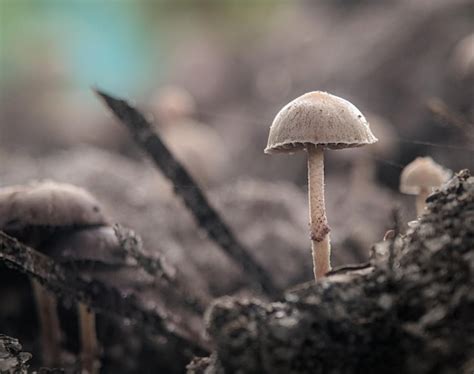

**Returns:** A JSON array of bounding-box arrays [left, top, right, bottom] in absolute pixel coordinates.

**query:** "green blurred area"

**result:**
[[0, 0, 278, 95]]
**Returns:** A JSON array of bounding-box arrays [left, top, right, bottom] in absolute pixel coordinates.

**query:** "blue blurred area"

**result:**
[[60, 1, 155, 94], [1, 0, 158, 95]]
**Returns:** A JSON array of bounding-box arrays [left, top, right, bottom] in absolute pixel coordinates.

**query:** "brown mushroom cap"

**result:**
[[399, 157, 451, 195], [0, 180, 108, 231], [265, 91, 377, 154]]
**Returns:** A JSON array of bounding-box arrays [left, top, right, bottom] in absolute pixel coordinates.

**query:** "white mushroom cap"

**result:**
[[265, 91, 377, 154], [399, 157, 451, 195], [0, 180, 108, 231]]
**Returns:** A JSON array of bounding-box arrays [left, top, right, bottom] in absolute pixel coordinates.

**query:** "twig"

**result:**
[[95, 89, 279, 298], [426, 97, 474, 139], [326, 262, 372, 276], [0, 231, 207, 356], [113, 224, 175, 283], [113, 224, 206, 314]]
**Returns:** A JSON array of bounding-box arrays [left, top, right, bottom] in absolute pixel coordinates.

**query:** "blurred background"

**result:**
[[0, 0, 473, 372]]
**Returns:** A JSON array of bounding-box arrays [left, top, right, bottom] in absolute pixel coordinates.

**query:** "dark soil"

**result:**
[[196, 170, 474, 374]]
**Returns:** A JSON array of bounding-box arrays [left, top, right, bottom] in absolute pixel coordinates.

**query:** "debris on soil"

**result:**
[[0, 230, 207, 356], [113, 224, 176, 284], [197, 170, 474, 373], [0, 334, 32, 374]]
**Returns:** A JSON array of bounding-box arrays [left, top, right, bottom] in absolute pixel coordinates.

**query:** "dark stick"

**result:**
[[95, 89, 279, 298], [0, 231, 207, 356]]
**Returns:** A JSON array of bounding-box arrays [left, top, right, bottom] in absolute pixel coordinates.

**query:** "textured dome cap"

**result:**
[[400, 157, 451, 195], [265, 91, 377, 154], [0, 180, 108, 231]]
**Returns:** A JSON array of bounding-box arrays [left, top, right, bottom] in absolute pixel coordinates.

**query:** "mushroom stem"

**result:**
[[416, 187, 430, 216], [307, 146, 331, 279], [31, 279, 62, 366], [78, 302, 100, 374]]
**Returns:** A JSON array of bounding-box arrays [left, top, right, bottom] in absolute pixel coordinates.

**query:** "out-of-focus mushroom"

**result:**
[[265, 91, 377, 279], [0, 181, 108, 373], [450, 33, 474, 79], [48, 225, 207, 369], [150, 85, 196, 124], [399, 157, 451, 216], [149, 86, 228, 186]]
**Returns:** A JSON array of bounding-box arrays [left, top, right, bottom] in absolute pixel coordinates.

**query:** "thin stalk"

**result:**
[[31, 279, 62, 366], [416, 188, 430, 216], [307, 146, 331, 279], [78, 302, 100, 374]]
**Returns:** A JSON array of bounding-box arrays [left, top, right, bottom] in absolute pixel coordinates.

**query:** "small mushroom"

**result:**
[[149, 85, 228, 186], [0, 181, 108, 373], [265, 91, 377, 279], [399, 157, 451, 216], [450, 33, 474, 79], [150, 85, 196, 124], [48, 225, 208, 361]]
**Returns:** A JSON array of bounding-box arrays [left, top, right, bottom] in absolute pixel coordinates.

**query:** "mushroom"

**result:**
[[399, 157, 451, 216], [47, 225, 209, 370], [265, 91, 377, 279], [149, 85, 228, 186], [0, 181, 108, 373], [150, 85, 196, 124], [450, 33, 474, 79]]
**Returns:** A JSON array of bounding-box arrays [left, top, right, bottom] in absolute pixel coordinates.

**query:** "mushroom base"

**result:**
[[312, 235, 331, 279], [416, 188, 430, 216]]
